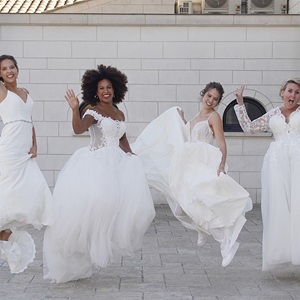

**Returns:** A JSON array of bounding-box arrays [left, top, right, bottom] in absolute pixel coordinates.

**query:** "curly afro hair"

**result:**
[[200, 82, 224, 103], [81, 64, 128, 106]]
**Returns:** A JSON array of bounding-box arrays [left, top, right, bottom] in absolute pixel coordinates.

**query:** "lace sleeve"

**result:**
[[234, 104, 275, 134]]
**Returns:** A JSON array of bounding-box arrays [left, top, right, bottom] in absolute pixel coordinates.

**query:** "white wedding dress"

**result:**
[[0, 91, 53, 273], [132, 107, 252, 267], [43, 109, 155, 283], [235, 104, 300, 270]]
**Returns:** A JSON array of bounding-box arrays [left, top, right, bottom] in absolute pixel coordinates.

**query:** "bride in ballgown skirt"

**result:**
[[43, 65, 155, 283], [132, 83, 252, 267], [43, 111, 155, 283]]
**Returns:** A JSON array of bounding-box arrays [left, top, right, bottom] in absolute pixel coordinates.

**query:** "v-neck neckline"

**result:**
[[278, 106, 300, 124], [6, 90, 28, 104], [8, 89, 28, 104]]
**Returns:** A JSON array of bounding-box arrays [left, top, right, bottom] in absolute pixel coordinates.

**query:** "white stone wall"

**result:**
[[0, 14, 300, 203]]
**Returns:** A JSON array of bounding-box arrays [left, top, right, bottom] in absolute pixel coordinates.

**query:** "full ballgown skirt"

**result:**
[[132, 107, 252, 266], [131, 107, 193, 229], [235, 105, 300, 270], [0, 91, 53, 273], [43, 110, 155, 283]]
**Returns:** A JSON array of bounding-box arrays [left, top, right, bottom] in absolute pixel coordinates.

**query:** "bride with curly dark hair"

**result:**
[[43, 64, 155, 283]]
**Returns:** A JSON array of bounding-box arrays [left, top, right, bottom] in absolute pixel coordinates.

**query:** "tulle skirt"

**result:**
[[43, 146, 155, 283]]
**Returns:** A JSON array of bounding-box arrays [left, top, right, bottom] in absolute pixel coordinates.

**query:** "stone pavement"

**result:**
[[1, 204, 300, 300]]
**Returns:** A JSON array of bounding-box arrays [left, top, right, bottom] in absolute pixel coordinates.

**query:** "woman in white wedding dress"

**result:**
[[234, 79, 300, 271], [0, 55, 53, 273], [132, 82, 252, 267], [43, 65, 155, 283]]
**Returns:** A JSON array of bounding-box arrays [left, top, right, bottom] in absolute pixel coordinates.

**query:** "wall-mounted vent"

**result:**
[[248, 0, 274, 14], [202, 0, 228, 14], [178, 1, 193, 14]]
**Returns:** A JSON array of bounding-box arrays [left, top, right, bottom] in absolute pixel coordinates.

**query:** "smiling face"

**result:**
[[96, 79, 114, 104], [201, 88, 221, 110], [281, 82, 300, 110], [0, 59, 18, 84]]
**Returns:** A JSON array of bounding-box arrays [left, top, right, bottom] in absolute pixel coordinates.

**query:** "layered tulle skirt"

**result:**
[[43, 146, 155, 283]]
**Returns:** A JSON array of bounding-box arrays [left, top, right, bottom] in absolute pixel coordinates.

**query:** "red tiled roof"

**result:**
[[0, 0, 82, 13]]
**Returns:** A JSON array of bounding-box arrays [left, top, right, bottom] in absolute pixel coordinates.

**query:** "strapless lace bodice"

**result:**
[[84, 109, 126, 149], [186, 120, 214, 144]]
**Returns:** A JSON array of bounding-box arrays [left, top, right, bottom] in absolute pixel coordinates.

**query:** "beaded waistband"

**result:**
[[4, 119, 32, 126]]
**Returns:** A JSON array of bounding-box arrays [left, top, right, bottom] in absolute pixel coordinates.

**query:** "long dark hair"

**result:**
[[0, 55, 19, 82]]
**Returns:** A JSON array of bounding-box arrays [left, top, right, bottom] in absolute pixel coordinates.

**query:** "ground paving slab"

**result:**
[[1, 204, 300, 300]]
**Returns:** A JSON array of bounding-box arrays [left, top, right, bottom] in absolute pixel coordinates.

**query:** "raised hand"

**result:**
[[65, 89, 79, 110], [234, 85, 245, 106]]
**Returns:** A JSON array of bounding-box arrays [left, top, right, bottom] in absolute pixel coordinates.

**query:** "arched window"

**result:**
[[223, 97, 266, 132]]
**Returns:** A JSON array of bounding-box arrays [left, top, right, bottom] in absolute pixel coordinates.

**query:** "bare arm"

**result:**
[[119, 133, 134, 154], [210, 113, 227, 176], [29, 126, 38, 158], [0, 82, 7, 102], [65, 89, 94, 134], [118, 110, 134, 154]]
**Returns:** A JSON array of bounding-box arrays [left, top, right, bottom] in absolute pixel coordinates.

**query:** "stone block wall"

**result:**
[[1, 14, 300, 203]]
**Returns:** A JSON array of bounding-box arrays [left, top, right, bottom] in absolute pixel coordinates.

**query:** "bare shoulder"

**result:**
[[0, 82, 7, 102], [79, 101, 93, 118], [117, 109, 125, 121], [21, 87, 29, 94], [209, 111, 222, 124], [0, 81, 6, 92]]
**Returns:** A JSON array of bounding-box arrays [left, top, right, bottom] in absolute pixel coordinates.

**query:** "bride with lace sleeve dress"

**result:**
[[0, 55, 53, 274], [132, 82, 252, 267], [234, 80, 300, 271]]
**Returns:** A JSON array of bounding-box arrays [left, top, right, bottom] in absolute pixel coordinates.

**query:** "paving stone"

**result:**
[[0, 203, 299, 300]]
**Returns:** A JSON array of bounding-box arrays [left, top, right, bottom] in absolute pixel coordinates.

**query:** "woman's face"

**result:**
[[96, 79, 114, 104], [281, 82, 300, 110], [202, 88, 221, 109], [0, 59, 18, 84]]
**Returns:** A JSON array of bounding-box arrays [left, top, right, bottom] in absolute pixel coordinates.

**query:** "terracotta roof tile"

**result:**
[[0, 0, 82, 13]]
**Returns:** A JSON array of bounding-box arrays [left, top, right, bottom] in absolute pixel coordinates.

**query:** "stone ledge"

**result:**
[[0, 14, 298, 26]]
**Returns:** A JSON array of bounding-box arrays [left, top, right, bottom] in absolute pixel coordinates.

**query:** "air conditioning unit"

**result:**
[[178, 1, 193, 14], [248, 0, 287, 14], [202, 0, 241, 15]]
